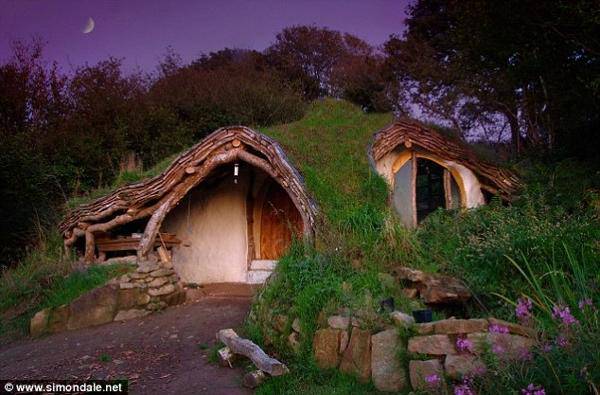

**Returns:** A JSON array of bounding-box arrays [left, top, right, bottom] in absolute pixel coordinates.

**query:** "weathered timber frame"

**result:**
[[368, 119, 521, 201], [60, 126, 317, 263]]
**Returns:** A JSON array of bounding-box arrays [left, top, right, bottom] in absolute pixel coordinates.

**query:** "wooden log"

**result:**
[[242, 370, 266, 389], [157, 246, 170, 263], [216, 329, 288, 376], [217, 347, 236, 368]]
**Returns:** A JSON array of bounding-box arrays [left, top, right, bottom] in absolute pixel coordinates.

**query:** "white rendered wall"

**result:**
[[162, 176, 249, 284]]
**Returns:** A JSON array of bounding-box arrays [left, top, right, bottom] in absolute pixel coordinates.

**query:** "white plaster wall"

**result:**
[[374, 149, 486, 209], [162, 176, 249, 284]]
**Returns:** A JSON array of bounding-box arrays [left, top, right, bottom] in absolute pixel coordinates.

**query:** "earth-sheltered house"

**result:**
[[369, 120, 521, 227], [59, 126, 317, 285]]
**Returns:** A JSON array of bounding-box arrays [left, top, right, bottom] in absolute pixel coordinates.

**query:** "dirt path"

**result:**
[[0, 297, 253, 394]]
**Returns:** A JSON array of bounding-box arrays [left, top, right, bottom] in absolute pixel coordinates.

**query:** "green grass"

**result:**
[[0, 227, 131, 341]]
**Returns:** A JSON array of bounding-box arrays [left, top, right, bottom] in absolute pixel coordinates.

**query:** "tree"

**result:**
[[385, 0, 600, 158]]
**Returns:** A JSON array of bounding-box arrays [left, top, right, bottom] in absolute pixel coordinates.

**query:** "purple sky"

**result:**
[[0, 0, 410, 73]]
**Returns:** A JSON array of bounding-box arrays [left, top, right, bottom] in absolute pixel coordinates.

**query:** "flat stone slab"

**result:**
[[408, 334, 457, 355], [371, 329, 407, 392]]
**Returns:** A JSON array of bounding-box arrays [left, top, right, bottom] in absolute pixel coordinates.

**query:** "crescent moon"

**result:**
[[82, 17, 95, 34]]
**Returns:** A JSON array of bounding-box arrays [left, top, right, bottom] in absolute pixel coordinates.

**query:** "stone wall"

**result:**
[[312, 313, 537, 393], [30, 260, 185, 337]]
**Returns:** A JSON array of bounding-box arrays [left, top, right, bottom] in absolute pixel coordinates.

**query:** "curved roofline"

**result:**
[[368, 119, 521, 200], [60, 126, 317, 261]]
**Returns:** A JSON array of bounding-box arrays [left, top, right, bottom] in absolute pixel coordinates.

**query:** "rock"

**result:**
[[30, 308, 51, 337], [146, 301, 167, 311], [390, 311, 415, 328], [420, 274, 471, 304], [408, 335, 457, 355], [117, 288, 146, 309], [148, 283, 175, 296], [129, 272, 147, 280], [371, 329, 407, 392], [313, 328, 340, 369], [391, 266, 429, 283], [402, 288, 418, 298], [137, 261, 159, 273], [119, 282, 140, 289], [161, 289, 186, 306], [273, 314, 288, 333], [390, 266, 471, 305], [47, 304, 69, 333], [444, 354, 486, 379], [292, 318, 301, 333], [68, 285, 118, 330], [488, 317, 537, 338], [148, 276, 168, 288], [433, 318, 488, 334], [150, 268, 172, 277], [415, 322, 435, 335], [242, 370, 266, 389], [467, 333, 536, 358], [119, 274, 130, 283], [340, 328, 371, 382], [114, 309, 149, 321], [327, 315, 350, 330], [217, 347, 236, 367], [339, 330, 350, 354], [288, 332, 300, 353], [409, 359, 445, 393]]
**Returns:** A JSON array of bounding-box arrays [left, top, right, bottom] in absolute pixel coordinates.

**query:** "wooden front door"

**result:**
[[260, 182, 303, 259]]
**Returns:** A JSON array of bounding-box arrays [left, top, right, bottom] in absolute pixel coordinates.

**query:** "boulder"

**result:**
[[390, 311, 415, 328], [408, 335, 456, 355], [433, 318, 488, 334], [339, 328, 371, 382], [117, 288, 147, 310], [47, 304, 69, 333], [148, 283, 175, 296], [119, 282, 140, 289], [137, 262, 160, 273], [420, 274, 471, 304], [444, 354, 486, 379], [313, 328, 340, 369], [488, 317, 537, 338], [114, 309, 150, 321], [327, 315, 350, 330], [371, 329, 407, 392], [67, 285, 118, 330], [409, 359, 445, 393], [30, 308, 51, 337]]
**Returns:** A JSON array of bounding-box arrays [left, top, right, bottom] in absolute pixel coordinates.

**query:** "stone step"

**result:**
[[246, 270, 273, 284], [250, 260, 277, 271]]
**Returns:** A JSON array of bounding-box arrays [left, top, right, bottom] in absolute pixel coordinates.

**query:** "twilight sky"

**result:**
[[0, 0, 410, 73]]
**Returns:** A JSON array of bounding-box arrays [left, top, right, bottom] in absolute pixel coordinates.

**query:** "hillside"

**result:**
[[1, 99, 598, 394]]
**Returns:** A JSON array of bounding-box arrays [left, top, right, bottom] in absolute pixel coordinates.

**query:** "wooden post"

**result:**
[[84, 231, 96, 263]]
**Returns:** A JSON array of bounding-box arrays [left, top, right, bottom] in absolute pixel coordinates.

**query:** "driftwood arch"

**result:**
[[60, 126, 317, 263]]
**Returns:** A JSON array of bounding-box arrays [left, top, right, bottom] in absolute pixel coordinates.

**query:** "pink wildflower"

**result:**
[[541, 342, 553, 353], [456, 337, 473, 353], [425, 373, 441, 387], [521, 383, 546, 395], [492, 343, 505, 355], [489, 324, 509, 334], [555, 334, 569, 348], [516, 297, 533, 322], [454, 383, 475, 395], [578, 298, 594, 311], [552, 305, 578, 326]]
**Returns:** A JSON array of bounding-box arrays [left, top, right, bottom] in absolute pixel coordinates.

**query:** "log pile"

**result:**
[[368, 119, 521, 200], [59, 126, 317, 262]]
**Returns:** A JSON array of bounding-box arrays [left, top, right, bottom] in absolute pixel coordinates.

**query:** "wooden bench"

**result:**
[[95, 232, 181, 261]]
